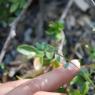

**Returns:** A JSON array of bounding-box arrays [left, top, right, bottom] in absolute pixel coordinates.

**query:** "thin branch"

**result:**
[[60, 0, 74, 21], [91, 0, 95, 6], [0, 26, 16, 64], [0, 0, 33, 64], [58, 0, 74, 65]]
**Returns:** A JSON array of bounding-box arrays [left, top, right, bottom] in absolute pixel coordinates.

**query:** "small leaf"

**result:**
[[43, 58, 51, 66], [56, 33, 62, 41], [35, 42, 56, 54], [35, 42, 46, 51], [46, 52, 54, 59], [19, 0, 26, 8], [17, 44, 38, 58], [82, 81, 90, 95], [9, 0, 18, 3], [70, 90, 81, 95], [57, 87, 65, 93], [71, 75, 84, 85], [0, 64, 5, 70], [79, 68, 95, 88], [51, 59, 60, 68], [47, 21, 64, 40], [10, 2, 19, 13], [90, 48, 95, 60]]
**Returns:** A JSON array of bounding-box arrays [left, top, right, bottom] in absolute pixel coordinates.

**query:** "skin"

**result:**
[[0, 59, 80, 95]]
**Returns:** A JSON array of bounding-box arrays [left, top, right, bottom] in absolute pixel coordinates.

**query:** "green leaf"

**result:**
[[35, 42, 46, 51], [56, 33, 62, 41], [10, 0, 26, 13], [47, 21, 64, 40], [79, 68, 95, 88], [9, 0, 18, 3], [69, 90, 81, 95], [35, 42, 56, 53], [71, 75, 85, 85], [43, 58, 51, 66], [19, 0, 26, 8], [79, 68, 91, 82], [0, 64, 5, 70], [17, 44, 38, 58], [46, 52, 54, 59], [81, 81, 90, 95], [57, 87, 65, 93], [10, 2, 19, 13], [51, 59, 60, 68], [48, 21, 64, 33], [90, 48, 95, 60]]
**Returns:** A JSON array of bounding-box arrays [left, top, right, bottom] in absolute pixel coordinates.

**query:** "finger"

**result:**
[[6, 59, 80, 95], [34, 91, 66, 95], [0, 79, 30, 94]]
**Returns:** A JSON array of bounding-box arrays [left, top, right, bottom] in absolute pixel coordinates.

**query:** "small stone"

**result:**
[[74, 0, 90, 11]]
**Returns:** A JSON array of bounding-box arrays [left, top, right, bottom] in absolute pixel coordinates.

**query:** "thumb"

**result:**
[[6, 59, 80, 95]]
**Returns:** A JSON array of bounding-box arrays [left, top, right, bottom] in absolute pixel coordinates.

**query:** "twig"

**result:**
[[0, 26, 16, 64], [91, 0, 95, 6], [59, 0, 74, 21], [0, 0, 33, 64], [57, 0, 74, 65]]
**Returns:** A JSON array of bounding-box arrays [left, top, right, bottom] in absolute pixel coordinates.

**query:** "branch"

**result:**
[[58, 0, 74, 65], [91, 0, 95, 6], [60, 0, 74, 21], [0, 0, 33, 64]]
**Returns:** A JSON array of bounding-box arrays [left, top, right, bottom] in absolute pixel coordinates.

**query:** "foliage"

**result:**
[[68, 67, 94, 95], [0, 0, 27, 24], [17, 20, 95, 94], [0, 64, 5, 76], [17, 42, 95, 95], [47, 21, 64, 41], [0, 64, 5, 70], [17, 42, 61, 67], [56, 67, 94, 95], [9, 0, 27, 13], [89, 47, 95, 61], [0, 0, 94, 94]]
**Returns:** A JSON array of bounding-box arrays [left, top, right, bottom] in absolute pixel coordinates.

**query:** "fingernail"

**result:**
[[67, 59, 80, 70]]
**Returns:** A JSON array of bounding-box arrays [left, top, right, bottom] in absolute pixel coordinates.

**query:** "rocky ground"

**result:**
[[0, 0, 95, 94]]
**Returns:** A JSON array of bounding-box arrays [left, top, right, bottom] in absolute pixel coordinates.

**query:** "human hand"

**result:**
[[0, 59, 80, 95]]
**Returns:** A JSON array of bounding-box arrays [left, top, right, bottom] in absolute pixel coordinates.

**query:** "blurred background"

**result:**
[[0, 0, 95, 94]]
